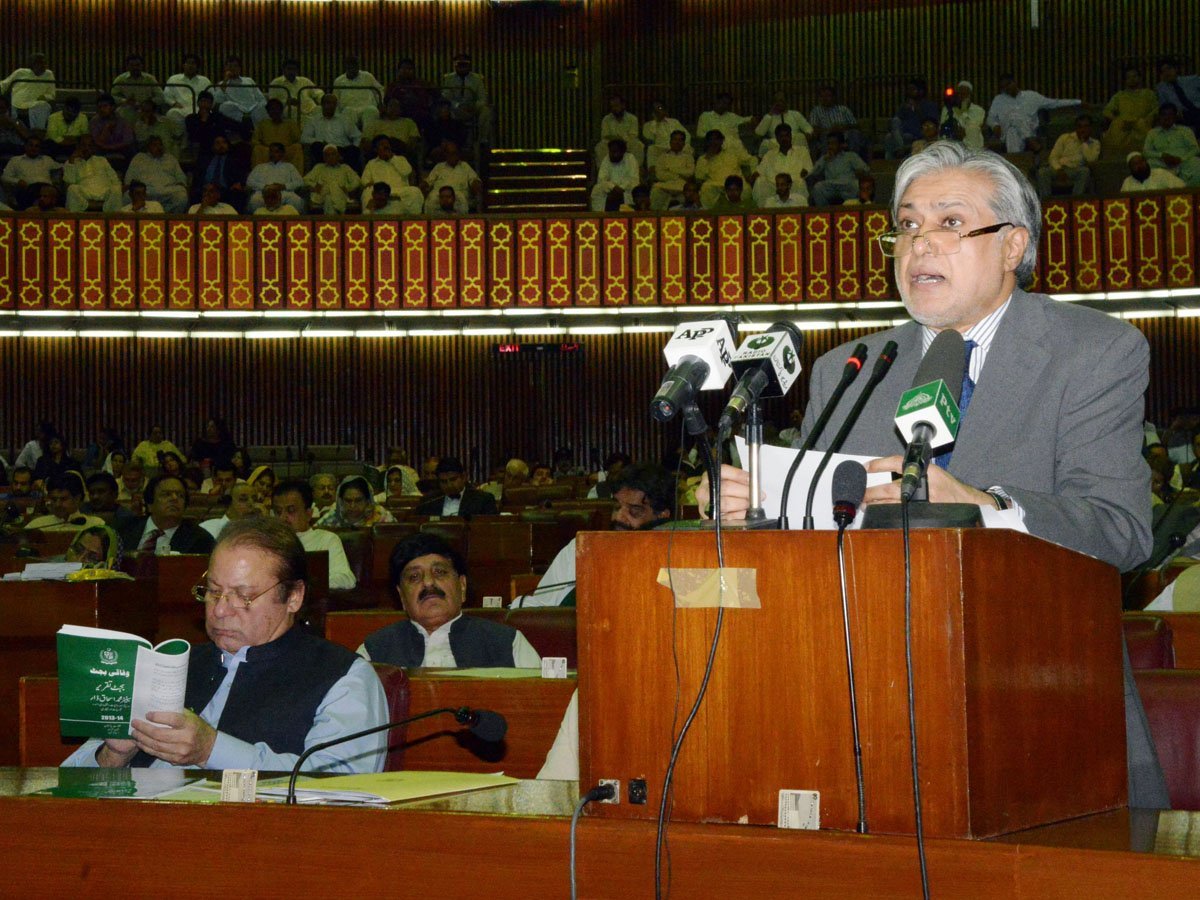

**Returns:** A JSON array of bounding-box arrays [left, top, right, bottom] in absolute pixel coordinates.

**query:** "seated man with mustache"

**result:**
[[359, 533, 541, 669]]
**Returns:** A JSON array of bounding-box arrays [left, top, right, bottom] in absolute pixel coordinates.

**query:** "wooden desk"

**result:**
[[0, 580, 157, 766], [20, 670, 573, 778], [403, 671, 574, 778], [0, 772, 1197, 898]]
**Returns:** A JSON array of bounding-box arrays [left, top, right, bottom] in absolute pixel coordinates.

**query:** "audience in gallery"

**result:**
[[6, 49, 1200, 220]]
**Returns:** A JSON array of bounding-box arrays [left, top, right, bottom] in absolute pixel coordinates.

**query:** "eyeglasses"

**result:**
[[400, 564, 458, 587], [191, 571, 284, 610], [877, 222, 1016, 258]]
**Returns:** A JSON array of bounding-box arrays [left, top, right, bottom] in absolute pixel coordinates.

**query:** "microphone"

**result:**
[[286, 705, 508, 804], [649, 319, 735, 423], [798, 344, 868, 451], [778, 342, 868, 529], [716, 322, 804, 436], [800, 340, 899, 528], [832, 460, 868, 529], [897, 330, 966, 502]]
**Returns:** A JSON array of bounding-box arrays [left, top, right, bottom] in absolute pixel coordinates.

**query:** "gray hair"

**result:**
[[891, 142, 1041, 285]]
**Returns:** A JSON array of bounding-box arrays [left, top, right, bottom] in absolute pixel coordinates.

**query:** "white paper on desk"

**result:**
[[20, 561, 83, 580], [733, 437, 1029, 535], [733, 437, 888, 530]]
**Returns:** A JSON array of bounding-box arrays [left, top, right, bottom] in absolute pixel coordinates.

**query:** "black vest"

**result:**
[[363, 615, 516, 668], [131, 627, 357, 767]]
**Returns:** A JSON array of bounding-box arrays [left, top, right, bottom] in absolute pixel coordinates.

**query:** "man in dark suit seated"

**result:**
[[117, 474, 216, 556], [413, 456, 498, 520], [63, 517, 388, 772], [358, 533, 540, 668]]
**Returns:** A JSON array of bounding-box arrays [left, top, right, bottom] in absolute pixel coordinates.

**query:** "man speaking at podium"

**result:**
[[700, 141, 1166, 806]]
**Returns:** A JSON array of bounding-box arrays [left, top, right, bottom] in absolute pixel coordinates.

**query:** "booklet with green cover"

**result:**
[[56, 625, 190, 739]]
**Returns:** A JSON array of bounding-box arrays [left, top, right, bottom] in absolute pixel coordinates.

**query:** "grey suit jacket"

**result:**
[[800, 289, 1152, 571]]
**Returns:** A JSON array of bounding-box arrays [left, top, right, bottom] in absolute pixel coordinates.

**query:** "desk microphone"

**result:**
[[799, 341, 898, 529], [286, 705, 507, 804], [831, 459, 869, 834], [649, 319, 735, 423], [896, 330, 965, 502], [778, 343, 867, 529]]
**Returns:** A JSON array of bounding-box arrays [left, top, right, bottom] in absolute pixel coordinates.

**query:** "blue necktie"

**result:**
[[933, 339, 976, 471]]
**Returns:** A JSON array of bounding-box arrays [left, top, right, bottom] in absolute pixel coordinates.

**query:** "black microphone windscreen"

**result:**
[[912, 329, 966, 404], [831, 460, 868, 508], [469, 709, 508, 743], [767, 320, 804, 352]]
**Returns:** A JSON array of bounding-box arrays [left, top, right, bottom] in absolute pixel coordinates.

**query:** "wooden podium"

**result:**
[[577, 529, 1127, 839]]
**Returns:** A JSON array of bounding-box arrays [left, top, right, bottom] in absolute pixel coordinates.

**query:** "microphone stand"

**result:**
[[716, 402, 780, 530], [286, 706, 491, 805]]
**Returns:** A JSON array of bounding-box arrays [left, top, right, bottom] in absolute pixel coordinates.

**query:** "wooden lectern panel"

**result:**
[[0, 580, 158, 766], [577, 529, 1125, 839]]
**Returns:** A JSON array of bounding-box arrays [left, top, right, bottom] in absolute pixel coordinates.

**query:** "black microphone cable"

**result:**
[[570, 781, 618, 900], [655, 425, 727, 900], [901, 497, 931, 900], [831, 461, 868, 834]]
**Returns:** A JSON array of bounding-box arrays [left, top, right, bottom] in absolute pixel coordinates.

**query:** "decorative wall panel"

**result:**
[[1, 200, 1196, 310]]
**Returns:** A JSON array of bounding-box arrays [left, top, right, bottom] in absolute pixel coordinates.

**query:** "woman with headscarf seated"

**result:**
[[317, 475, 396, 528], [246, 465, 277, 513], [373, 465, 421, 505], [63, 524, 133, 582]]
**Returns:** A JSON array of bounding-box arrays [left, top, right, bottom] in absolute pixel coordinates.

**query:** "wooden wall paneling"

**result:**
[[429, 219, 459, 310], [1040, 199, 1073, 294], [1165, 193, 1196, 288], [46, 218, 77, 310], [107, 218, 137, 310], [573, 217, 601, 307], [167, 219, 195, 309], [544, 218, 573, 308], [657, 215, 687, 306], [717, 215, 745, 304], [630, 215, 658, 306], [78, 217, 107, 309], [226, 220, 255, 310], [15, 218, 45, 309], [197, 219, 226, 310], [833, 209, 863, 302], [687, 215, 717, 305], [861, 207, 892, 300], [369, 220, 401, 310], [516, 219, 544, 307], [314, 220, 343, 310], [284, 220, 313, 310], [486, 219, 514, 308], [804, 212, 832, 302], [255, 219, 286, 310], [602, 217, 629, 306], [1133, 195, 1167, 289], [744, 213, 774, 305], [1071, 200, 1103, 295], [0, 215, 13, 309], [458, 218, 487, 309], [0, 317, 1195, 467], [774, 212, 805, 303], [137, 219, 167, 310], [341, 220, 372, 311], [1102, 198, 1134, 292]]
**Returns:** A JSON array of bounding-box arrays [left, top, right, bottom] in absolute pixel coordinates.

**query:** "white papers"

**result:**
[[130, 642, 190, 724], [733, 437, 888, 530], [19, 561, 83, 580], [734, 437, 1029, 535], [256, 771, 519, 805]]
